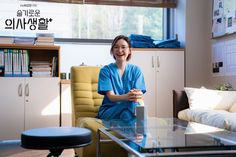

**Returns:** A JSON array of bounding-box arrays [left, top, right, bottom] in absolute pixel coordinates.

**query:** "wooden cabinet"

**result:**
[[130, 49, 185, 117], [0, 44, 60, 140]]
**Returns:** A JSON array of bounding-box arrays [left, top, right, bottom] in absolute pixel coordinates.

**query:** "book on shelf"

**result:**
[[30, 61, 51, 66], [0, 37, 14, 44], [35, 41, 54, 45], [36, 33, 54, 38], [32, 71, 51, 77], [3, 49, 30, 77], [51, 56, 57, 77], [30, 60, 52, 77], [12, 49, 21, 76], [4, 49, 13, 76], [14, 37, 35, 45], [31, 67, 51, 71], [0, 49, 4, 76], [37, 36, 54, 42], [21, 50, 30, 76], [35, 33, 54, 45]]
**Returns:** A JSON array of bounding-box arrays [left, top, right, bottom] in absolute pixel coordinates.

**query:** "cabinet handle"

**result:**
[[18, 84, 22, 97], [152, 56, 154, 68], [157, 56, 160, 68], [156, 56, 160, 72], [25, 83, 29, 97]]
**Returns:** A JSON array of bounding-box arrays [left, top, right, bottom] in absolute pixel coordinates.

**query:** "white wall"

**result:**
[[177, 0, 236, 89], [58, 42, 114, 74], [176, 0, 212, 88]]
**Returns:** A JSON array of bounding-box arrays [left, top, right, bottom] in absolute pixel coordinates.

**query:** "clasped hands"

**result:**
[[127, 89, 143, 102]]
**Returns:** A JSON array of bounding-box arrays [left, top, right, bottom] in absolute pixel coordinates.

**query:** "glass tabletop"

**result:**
[[101, 117, 236, 151]]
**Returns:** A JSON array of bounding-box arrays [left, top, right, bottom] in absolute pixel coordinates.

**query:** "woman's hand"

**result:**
[[127, 89, 143, 102], [106, 89, 143, 103]]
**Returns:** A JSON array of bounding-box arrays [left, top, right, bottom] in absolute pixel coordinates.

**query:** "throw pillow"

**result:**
[[184, 87, 236, 110], [229, 102, 236, 112]]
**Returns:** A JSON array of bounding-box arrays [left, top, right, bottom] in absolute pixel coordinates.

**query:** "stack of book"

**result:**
[[35, 33, 54, 45], [0, 37, 14, 44], [14, 37, 35, 45], [30, 61, 52, 77]]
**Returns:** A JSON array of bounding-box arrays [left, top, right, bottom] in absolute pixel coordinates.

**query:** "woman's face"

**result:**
[[112, 39, 131, 62]]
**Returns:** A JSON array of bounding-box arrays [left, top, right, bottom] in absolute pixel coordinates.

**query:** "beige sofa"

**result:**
[[173, 87, 236, 132]]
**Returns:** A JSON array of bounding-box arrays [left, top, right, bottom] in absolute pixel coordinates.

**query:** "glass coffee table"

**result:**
[[96, 117, 236, 157]]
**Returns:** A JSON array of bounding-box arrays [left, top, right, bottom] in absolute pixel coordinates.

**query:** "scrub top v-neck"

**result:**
[[97, 63, 146, 120]]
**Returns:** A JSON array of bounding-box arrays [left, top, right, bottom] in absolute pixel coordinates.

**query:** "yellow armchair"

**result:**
[[70, 66, 127, 157]]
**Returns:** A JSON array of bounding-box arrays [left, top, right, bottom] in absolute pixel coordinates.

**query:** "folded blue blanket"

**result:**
[[131, 41, 155, 48], [129, 34, 181, 48], [129, 34, 154, 42], [155, 38, 181, 48]]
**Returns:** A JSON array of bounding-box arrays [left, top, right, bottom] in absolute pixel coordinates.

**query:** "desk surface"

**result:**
[[101, 117, 236, 151]]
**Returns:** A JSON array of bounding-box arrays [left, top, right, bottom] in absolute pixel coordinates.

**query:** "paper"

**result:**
[[212, 38, 236, 76], [212, 0, 236, 37]]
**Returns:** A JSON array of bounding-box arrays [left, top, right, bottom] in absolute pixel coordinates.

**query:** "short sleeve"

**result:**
[[98, 67, 113, 95], [134, 67, 146, 94]]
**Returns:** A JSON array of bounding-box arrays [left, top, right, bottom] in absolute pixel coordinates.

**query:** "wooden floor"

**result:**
[[0, 140, 75, 157]]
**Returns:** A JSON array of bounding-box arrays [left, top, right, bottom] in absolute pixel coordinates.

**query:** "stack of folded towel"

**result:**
[[154, 38, 180, 48], [129, 34, 181, 48], [129, 34, 155, 48]]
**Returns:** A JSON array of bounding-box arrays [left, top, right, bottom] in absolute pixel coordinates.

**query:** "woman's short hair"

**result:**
[[110, 35, 132, 61]]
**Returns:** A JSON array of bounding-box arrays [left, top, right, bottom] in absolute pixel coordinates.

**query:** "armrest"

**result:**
[[172, 90, 189, 118]]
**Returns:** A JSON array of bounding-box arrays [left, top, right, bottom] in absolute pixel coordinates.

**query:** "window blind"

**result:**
[[25, 0, 176, 8]]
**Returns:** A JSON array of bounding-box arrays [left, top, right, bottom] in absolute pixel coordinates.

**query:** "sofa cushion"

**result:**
[[184, 87, 236, 110], [229, 102, 236, 112], [223, 113, 236, 131], [178, 108, 230, 130]]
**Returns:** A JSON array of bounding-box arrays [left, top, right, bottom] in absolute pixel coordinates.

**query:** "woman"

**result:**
[[97, 35, 146, 121]]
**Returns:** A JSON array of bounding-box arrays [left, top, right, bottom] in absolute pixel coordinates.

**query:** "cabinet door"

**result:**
[[130, 51, 157, 117], [0, 78, 24, 140], [156, 51, 184, 117], [24, 78, 60, 130], [61, 83, 72, 126]]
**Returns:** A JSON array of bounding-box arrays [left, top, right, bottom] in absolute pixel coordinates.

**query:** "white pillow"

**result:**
[[229, 102, 236, 112], [184, 87, 236, 110]]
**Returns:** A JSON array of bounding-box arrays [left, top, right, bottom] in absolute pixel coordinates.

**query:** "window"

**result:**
[[0, 0, 173, 40]]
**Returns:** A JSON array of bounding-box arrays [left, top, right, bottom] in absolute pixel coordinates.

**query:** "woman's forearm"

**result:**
[[106, 90, 143, 103], [106, 91, 129, 102]]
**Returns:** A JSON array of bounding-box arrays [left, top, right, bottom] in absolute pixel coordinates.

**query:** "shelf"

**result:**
[[0, 44, 60, 50], [0, 44, 60, 77]]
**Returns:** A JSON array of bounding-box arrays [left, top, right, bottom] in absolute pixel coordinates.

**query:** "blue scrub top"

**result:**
[[97, 63, 146, 121]]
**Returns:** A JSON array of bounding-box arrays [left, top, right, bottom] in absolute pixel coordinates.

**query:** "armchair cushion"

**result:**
[[71, 66, 103, 119]]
